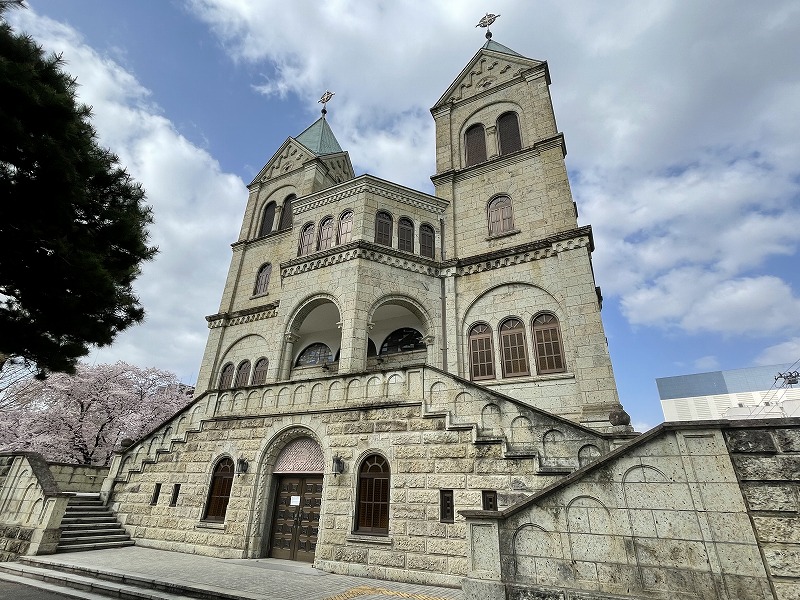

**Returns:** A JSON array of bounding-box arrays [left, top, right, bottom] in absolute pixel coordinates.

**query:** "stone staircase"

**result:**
[[57, 494, 134, 552]]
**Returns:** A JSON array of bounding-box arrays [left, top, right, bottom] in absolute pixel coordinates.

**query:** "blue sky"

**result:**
[[8, 1, 800, 430]]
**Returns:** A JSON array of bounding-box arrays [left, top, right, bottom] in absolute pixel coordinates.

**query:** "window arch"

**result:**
[[468, 323, 495, 380], [317, 217, 335, 250], [298, 223, 315, 256], [419, 224, 435, 259], [203, 457, 234, 522], [218, 363, 234, 389], [338, 210, 353, 244], [278, 194, 295, 230], [465, 123, 487, 166], [379, 328, 425, 355], [488, 195, 514, 236], [295, 343, 333, 367], [258, 202, 276, 237], [497, 112, 522, 155], [532, 313, 566, 374], [375, 211, 393, 246], [251, 358, 269, 385], [234, 360, 251, 387], [398, 217, 414, 252], [367, 339, 377, 357], [356, 454, 390, 534], [253, 263, 272, 295], [499, 318, 530, 377]]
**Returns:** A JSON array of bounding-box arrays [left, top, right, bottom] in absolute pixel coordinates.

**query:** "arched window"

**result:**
[[251, 358, 269, 385], [338, 210, 353, 244], [398, 217, 414, 252], [488, 195, 514, 236], [419, 224, 435, 259], [295, 343, 333, 367], [533, 314, 566, 374], [367, 339, 377, 357], [379, 328, 425, 355], [253, 263, 272, 295], [278, 194, 295, 230], [258, 202, 276, 237], [465, 123, 487, 166], [318, 217, 335, 250], [468, 323, 495, 380], [499, 318, 530, 377], [234, 360, 251, 387], [203, 457, 234, 522], [356, 454, 390, 534], [497, 112, 522, 155], [218, 363, 234, 389], [375, 211, 393, 246], [298, 223, 315, 256]]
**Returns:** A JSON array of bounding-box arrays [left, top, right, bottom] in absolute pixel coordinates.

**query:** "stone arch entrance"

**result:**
[[268, 436, 324, 563]]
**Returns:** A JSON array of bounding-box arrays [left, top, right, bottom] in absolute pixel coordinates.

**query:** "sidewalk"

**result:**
[[27, 546, 464, 600]]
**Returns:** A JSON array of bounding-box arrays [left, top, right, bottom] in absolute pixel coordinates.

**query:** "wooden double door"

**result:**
[[269, 475, 323, 562]]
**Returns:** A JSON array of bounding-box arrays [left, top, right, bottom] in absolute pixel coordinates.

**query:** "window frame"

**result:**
[[202, 457, 234, 523], [338, 210, 354, 244], [379, 328, 425, 355], [440, 489, 454, 523], [499, 317, 530, 378], [278, 194, 295, 230], [532, 313, 566, 374], [295, 343, 333, 367], [468, 323, 495, 381], [253, 263, 272, 296], [465, 123, 487, 166], [218, 363, 234, 390], [497, 111, 522, 155], [317, 216, 335, 251], [258, 202, 276, 237], [251, 358, 269, 385], [397, 217, 414, 253], [298, 222, 315, 256], [234, 360, 251, 387], [487, 195, 514, 236], [374, 211, 393, 247], [482, 490, 498, 511], [419, 223, 435, 259], [355, 454, 390, 535]]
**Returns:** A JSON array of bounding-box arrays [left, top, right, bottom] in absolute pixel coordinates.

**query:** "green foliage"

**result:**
[[0, 12, 156, 374]]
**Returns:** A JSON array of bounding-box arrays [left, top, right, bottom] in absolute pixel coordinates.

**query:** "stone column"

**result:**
[[280, 332, 299, 380], [462, 518, 506, 600]]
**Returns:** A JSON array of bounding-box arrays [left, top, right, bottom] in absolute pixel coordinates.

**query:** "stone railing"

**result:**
[[0, 452, 71, 560], [48, 463, 109, 494]]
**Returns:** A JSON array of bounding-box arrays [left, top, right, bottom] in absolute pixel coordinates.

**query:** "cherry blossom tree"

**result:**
[[0, 362, 192, 465]]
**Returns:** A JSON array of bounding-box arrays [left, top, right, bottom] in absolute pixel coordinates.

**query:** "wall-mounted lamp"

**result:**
[[236, 457, 249, 475], [332, 455, 345, 476]]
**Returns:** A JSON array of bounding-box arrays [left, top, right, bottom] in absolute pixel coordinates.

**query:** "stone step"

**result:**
[[55, 540, 136, 552], [0, 561, 194, 599], [62, 515, 119, 524], [65, 507, 112, 516], [58, 534, 131, 545], [60, 527, 128, 538]]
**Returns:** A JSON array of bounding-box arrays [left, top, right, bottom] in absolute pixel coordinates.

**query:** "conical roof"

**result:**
[[482, 38, 523, 57], [295, 116, 343, 155]]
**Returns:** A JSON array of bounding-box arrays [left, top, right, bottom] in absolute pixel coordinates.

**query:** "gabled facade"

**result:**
[[102, 38, 636, 589]]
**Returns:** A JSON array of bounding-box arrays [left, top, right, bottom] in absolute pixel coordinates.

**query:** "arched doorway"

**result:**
[[268, 437, 324, 562]]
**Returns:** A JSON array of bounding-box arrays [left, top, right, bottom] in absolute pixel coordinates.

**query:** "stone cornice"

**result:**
[[206, 301, 280, 329]]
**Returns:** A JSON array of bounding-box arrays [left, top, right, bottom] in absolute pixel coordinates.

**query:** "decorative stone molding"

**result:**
[[206, 302, 279, 329]]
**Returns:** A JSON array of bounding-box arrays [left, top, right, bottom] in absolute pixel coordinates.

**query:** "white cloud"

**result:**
[[9, 9, 246, 381], [693, 356, 719, 371], [755, 339, 800, 367]]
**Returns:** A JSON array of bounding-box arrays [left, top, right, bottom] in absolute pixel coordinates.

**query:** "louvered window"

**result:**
[[218, 363, 234, 389], [356, 455, 390, 534], [398, 218, 414, 252], [468, 323, 495, 380], [338, 211, 353, 244], [278, 194, 295, 230], [298, 223, 314, 256], [258, 202, 276, 237], [420, 224, 435, 259], [251, 358, 268, 385], [488, 195, 514, 235], [253, 263, 272, 295], [533, 314, 565, 374], [375, 211, 393, 246], [465, 123, 487, 166], [203, 458, 234, 522], [318, 217, 335, 250], [500, 318, 530, 377], [234, 360, 251, 387], [497, 112, 522, 155]]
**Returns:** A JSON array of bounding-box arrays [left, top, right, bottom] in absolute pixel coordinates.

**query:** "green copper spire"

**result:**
[[295, 117, 343, 155]]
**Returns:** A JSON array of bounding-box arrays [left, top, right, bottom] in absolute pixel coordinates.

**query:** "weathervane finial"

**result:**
[[318, 90, 335, 117], [476, 13, 500, 40]]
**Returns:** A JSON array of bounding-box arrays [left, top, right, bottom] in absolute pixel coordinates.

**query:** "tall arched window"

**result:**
[[398, 217, 414, 252], [499, 318, 530, 377], [375, 211, 393, 246], [298, 223, 315, 256], [203, 457, 234, 522], [218, 363, 234, 389], [278, 194, 295, 230], [533, 314, 566, 374], [356, 454, 390, 534], [258, 202, 276, 237], [234, 360, 251, 387], [318, 217, 335, 250], [379, 328, 425, 355], [468, 323, 495, 380], [419, 224, 435, 259], [338, 210, 353, 244], [497, 112, 522, 155], [488, 195, 514, 236], [251, 358, 269, 385], [295, 343, 333, 367], [465, 123, 487, 166], [253, 263, 272, 295]]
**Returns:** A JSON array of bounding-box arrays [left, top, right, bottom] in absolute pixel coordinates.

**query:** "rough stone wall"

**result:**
[[48, 463, 108, 493], [107, 366, 612, 588], [725, 423, 800, 600]]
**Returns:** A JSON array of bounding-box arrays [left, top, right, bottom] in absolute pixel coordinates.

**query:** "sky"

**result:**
[[6, 1, 800, 431]]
